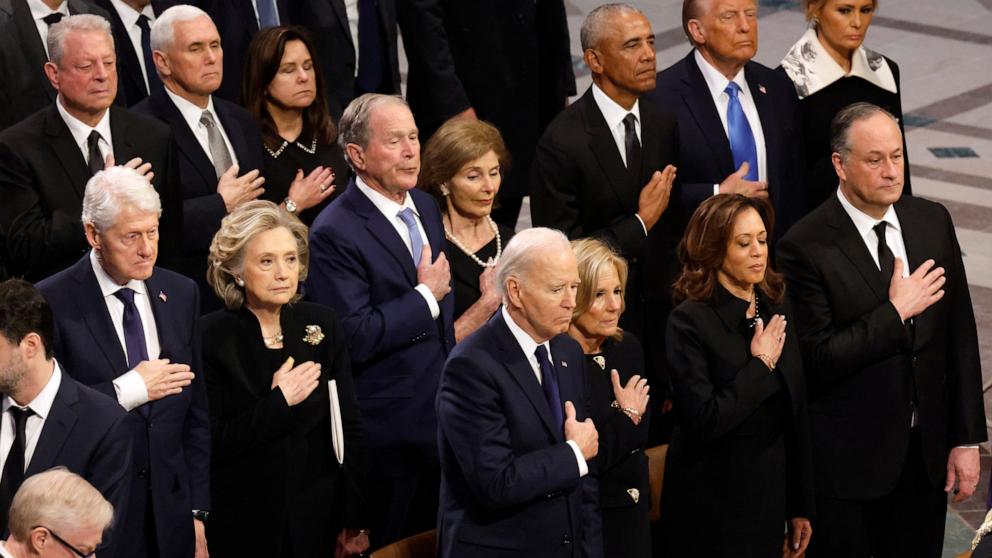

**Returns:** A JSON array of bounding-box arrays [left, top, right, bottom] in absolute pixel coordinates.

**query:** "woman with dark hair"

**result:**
[[659, 194, 814, 557], [418, 118, 514, 341], [242, 26, 348, 224]]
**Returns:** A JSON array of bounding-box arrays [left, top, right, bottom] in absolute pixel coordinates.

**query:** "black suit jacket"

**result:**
[[202, 0, 290, 102], [777, 195, 986, 499], [133, 89, 265, 302], [647, 51, 805, 239], [436, 312, 602, 558], [200, 302, 367, 556], [38, 255, 211, 558], [92, 0, 160, 107], [0, 104, 182, 281], [0, 0, 111, 130]]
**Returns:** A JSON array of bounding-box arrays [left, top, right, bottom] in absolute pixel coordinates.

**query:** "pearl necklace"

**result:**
[[445, 216, 501, 268], [265, 136, 318, 159], [263, 331, 284, 347]]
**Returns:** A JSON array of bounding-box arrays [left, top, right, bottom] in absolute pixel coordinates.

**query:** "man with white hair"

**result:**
[[133, 3, 267, 310], [0, 13, 182, 282], [436, 227, 602, 558], [0, 467, 115, 558], [37, 166, 210, 558]]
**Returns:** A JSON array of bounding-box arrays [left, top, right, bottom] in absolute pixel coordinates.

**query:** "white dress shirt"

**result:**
[[108, 0, 156, 91], [164, 87, 239, 169], [0, 541, 15, 558], [500, 306, 589, 477], [27, 0, 69, 58], [836, 188, 909, 278], [345, 0, 360, 77], [353, 177, 440, 319], [56, 98, 113, 167], [90, 250, 156, 412], [694, 49, 768, 192], [0, 361, 63, 475]]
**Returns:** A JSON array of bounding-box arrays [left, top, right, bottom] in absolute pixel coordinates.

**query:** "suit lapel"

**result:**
[[26, 374, 78, 476], [12, 0, 54, 100], [329, 0, 354, 47], [109, 106, 139, 161], [153, 91, 217, 187], [894, 200, 928, 343], [746, 63, 778, 187], [345, 184, 418, 284], [827, 197, 888, 299], [215, 100, 252, 169], [43, 106, 91, 199], [580, 91, 639, 214], [70, 256, 130, 373], [680, 52, 734, 173], [106, 8, 147, 98], [492, 314, 561, 441]]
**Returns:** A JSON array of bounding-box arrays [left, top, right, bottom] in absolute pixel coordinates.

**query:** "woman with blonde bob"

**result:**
[[199, 200, 369, 557], [566, 238, 651, 557]]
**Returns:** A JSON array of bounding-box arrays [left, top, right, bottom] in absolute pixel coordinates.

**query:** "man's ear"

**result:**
[[687, 19, 707, 46], [583, 48, 603, 75], [84, 222, 102, 250], [44, 61, 60, 91], [831, 152, 847, 183], [346, 143, 367, 172]]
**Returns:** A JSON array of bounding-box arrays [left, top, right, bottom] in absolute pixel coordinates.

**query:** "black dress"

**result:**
[[199, 302, 368, 557], [659, 286, 813, 557], [444, 223, 514, 320], [584, 334, 652, 558], [261, 130, 351, 225]]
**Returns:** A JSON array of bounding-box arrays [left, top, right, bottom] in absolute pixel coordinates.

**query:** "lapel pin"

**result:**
[[159, 291, 167, 302], [758, 84, 767, 94], [560, 361, 568, 368]]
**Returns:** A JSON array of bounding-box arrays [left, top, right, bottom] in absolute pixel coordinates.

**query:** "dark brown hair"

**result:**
[[417, 118, 510, 210], [241, 26, 336, 150], [673, 194, 785, 304], [0, 279, 55, 359]]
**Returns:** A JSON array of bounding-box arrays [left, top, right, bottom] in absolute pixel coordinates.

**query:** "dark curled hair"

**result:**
[[0, 279, 55, 359]]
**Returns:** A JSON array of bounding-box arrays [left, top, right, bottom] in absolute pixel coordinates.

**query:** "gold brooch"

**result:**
[[627, 488, 640, 503], [303, 325, 325, 345], [592, 356, 606, 370]]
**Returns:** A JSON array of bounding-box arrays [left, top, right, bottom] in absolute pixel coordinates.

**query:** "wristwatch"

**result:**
[[283, 197, 297, 214]]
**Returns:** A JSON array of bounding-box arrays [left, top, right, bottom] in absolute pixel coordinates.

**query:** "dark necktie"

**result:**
[[114, 288, 149, 369], [136, 15, 163, 95], [0, 407, 35, 529], [874, 221, 895, 283], [725, 82, 759, 181], [87, 130, 104, 176], [256, 0, 279, 27], [356, 0, 383, 93], [622, 113, 642, 179], [42, 12, 63, 27], [534, 345, 563, 433]]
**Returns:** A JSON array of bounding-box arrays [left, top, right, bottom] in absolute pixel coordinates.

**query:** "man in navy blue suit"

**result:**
[[37, 166, 210, 558], [307, 93, 454, 548], [0, 279, 131, 555], [436, 227, 602, 558], [646, 0, 804, 238]]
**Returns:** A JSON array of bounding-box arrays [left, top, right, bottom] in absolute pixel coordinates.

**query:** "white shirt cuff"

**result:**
[[415, 283, 440, 319], [713, 184, 720, 196], [633, 214, 648, 236], [566, 440, 589, 477], [956, 445, 980, 449], [113, 369, 149, 412]]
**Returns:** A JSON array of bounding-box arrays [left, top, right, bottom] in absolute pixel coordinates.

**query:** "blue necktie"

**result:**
[[256, 0, 279, 28], [356, 0, 383, 93], [114, 288, 149, 369], [397, 208, 424, 265], [725, 82, 759, 181], [136, 15, 163, 95], [535, 345, 563, 433]]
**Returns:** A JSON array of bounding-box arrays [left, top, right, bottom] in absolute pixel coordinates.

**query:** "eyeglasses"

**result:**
[[33, 526, 96, 558]]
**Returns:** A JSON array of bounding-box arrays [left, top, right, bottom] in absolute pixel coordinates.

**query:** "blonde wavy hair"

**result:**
[[571, 237, 628, 341], [207, 200, 310, 309]]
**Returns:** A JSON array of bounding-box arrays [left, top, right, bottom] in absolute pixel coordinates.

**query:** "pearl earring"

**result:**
[[440, 184, 450, 196], [236, 277, 245, 287]]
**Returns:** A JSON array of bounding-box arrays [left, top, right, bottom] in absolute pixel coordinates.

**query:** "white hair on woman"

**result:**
[[47, 14, 113, 67], [495, 227, 571, 300], [150, 4, 211, 52], [81, 166, 162, 232]]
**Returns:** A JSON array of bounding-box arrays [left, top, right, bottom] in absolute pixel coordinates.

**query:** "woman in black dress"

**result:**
[[781, 0, 910, 213], [201, 201, 369, 557], [567, 238, 651, 558], [660, 195, 814, 557], [418, 118, 513, 341], [242, 26, 348, 225]]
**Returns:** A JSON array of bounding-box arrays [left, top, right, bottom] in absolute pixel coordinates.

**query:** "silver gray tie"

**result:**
[[199, 110, 233, 178]]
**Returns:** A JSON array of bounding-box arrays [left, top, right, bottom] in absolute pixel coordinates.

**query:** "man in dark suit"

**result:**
[[531, 4, 678, 443], [0, 13, 180, 282], [0, 0, 111, 130], [777, 103, 986, 557], [201, 0, 290, 101], [133, 5, 264, 307], [93, 0, 160, 107], [647, 0, 804, 237], [436, 227, 601, 558], [0, 279, 131, 555], [37, 166, 211, 558], [306, 93, 454, 548]]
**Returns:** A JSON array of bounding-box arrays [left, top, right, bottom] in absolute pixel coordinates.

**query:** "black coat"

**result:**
[[92, 0, 159, 107], [777, 195, 985, 499], [660, 286, 813, 556], [200, 302, 368, 556]]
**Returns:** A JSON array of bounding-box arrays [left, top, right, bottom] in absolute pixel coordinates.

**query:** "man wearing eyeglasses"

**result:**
[[0, 467, 114, 558]]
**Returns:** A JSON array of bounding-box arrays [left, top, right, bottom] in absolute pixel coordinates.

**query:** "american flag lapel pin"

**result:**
[[758, 84, 767, 94], [159, 291, 167, 302]]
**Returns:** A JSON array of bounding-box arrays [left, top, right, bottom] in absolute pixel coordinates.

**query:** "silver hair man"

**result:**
[[47, 14, 113, 67], [149, 4, 212, 52], [579, 3, 642, 51], [81, 166, 162, 232], [496, 227, 573, 300], [337, 93, 411, 168]]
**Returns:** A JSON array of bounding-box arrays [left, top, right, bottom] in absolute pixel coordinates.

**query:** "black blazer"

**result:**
[[200, 302, 367, 556], [92, 0, 159, 107], [660, 286, 813, 554], [647, 51, 805, 239], [0, 104, 182, 281], [777, 195, 985, 499]]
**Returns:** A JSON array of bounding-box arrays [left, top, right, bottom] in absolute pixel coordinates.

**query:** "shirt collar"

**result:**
[[28, 0, 69, 21], [591, 82, 640, 131], [500, 305, 551, 364], [89, 249, 149, 298], [108, 0, 155, 28], [694, 48, 749, 102], [164, 86, 217, 134], [354, 175, 419, 219], [836, 187, 901, 242], [780, 27, 897, 99], [56, 97, 113, 152], [1, 360, 63, 420]]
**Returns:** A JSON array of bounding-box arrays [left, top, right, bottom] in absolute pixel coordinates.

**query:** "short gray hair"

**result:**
[[48, 14, 113, 67], [580, 3, 642, 51], [495, 227, 571, 300], [337, 93, 410, 168], [150, 4, 211, 52], [8, 467, 114, 541], [830, 102, 899, 161], [81, 166, 162, 232]]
